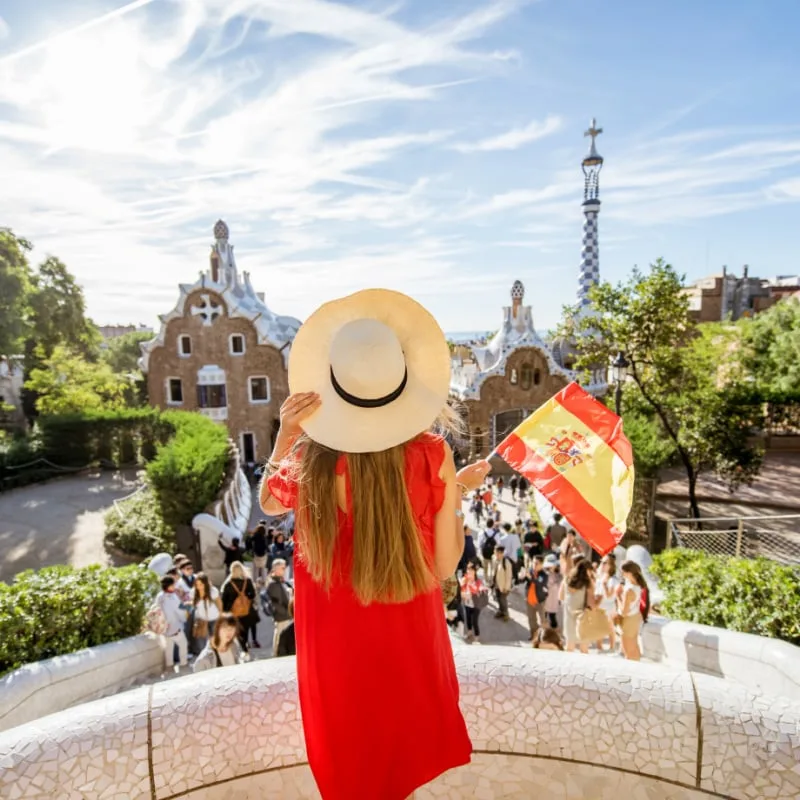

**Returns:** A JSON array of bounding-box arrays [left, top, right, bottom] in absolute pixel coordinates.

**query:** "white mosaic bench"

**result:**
[[1, 647, 798, 799]]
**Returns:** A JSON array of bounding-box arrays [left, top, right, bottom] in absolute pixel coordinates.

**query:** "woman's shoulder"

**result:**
[[192, 646, 216, 672]]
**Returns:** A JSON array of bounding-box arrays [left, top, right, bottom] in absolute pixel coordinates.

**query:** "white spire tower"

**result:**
[[577, 118, 604, 311]]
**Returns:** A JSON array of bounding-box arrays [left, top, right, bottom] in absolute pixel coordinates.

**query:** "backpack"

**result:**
[[639, 586, 649, 618], [481, 531, 497, 560], [231, 581, 252, 618], [145, 599, 168, 635]]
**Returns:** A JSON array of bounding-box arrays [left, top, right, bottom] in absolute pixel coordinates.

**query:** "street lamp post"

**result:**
[[609, 351, 630, 417]]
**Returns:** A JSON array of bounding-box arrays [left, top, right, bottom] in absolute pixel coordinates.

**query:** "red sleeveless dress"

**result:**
[[266, 433, 472, 799]]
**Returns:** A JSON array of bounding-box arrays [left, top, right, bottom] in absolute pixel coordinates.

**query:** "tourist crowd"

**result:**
[[148, 520, 297, 675], [450, 476, 650, 659]]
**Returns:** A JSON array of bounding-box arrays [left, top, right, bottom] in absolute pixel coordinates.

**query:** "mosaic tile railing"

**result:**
[[1, 648, 798, 800]]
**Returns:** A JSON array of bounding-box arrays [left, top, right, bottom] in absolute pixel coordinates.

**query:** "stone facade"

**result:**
[[141, 221, 300, 463]]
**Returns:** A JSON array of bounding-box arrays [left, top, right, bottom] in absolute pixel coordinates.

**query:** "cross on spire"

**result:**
[[584, 117, 603, 143]]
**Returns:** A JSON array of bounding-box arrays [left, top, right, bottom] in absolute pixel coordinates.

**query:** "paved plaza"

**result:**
[[0, 470, 141, 583]]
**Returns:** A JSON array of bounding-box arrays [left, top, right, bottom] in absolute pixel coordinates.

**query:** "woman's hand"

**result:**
[[456, 460, 492, 493], [278, 392, 321, 438]]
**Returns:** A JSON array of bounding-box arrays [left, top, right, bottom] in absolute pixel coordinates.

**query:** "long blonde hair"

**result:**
[[294, 405, 462, 606]]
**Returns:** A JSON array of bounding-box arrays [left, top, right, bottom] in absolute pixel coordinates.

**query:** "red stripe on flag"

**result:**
[[495, 431, 624, 556], [555, 382, 633, 469]]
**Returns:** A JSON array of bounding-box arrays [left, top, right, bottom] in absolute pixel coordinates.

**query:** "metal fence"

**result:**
[[668, 514, 800, 566]]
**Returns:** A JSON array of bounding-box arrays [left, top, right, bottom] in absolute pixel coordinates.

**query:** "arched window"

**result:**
[[533, 368, 541, 386], [520, 363, 533, 390]]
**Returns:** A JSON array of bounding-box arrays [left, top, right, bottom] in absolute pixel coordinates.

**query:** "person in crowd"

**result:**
[[218, 535, 245, 576], [482, 485, 493, 508], [248, 522, 270, 587], [258, 289, 492, 800], [509, 474, 518, 500], [498, 522, 522, 584], [221, 561, 259, 651], [618, 560, 650, 661], [478, 518, 500, 582], [470, 490, 484, 525], [594, 553, 619, 652], [546, 513, 567, 552], [523, 554, 548, 640], [533, 627, 564, 651], [559, 559, 595, 654], [518, 476, 529, 499], [523, 521, 544, 568], [267, 558, 294, 657], [457, 524, 477, 576], [543, 555, 562, 629], [175, 559, 197, 652], [459, 562, 486, 643], [490, 502, 501, 523], [191, 571, 222, 655], [276, 609, 297, 657], [270, 531, 291, 564], [193, 613, 246, 671], [176, 559, 196, 594], [515, 494, 529, 521], [496, 476, 505, 498], [560, 528, 579, 574], [491, 545, 514, 622], [156, 575, 188, 672]]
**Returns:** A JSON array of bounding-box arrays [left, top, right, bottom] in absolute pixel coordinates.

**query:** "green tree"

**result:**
[[26, 346, 131, 415], [0, 230, 34, 357], [737, 298, 800, 392], [559, 259, 764, 519], [101, 331, 152, 374]]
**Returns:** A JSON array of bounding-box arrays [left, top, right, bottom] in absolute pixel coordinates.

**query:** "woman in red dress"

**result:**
[[260, 289, 491, 800]]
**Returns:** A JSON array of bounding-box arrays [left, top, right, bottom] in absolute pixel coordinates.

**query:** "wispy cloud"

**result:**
[[0, 17, 9, 41], [452, 114, 562, 152]]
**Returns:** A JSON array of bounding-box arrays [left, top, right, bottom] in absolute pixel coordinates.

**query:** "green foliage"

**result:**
[[0, 564, 158, 675], [101, 331, 153, 374], [0, 230, 34, 358], [651, 549, 800, 645], [559, 259, 764, 518], [26, 345, 133, 415], [737, 298, 800, 392], [104, 487, 174, 557], [146, 411, 229, 529]]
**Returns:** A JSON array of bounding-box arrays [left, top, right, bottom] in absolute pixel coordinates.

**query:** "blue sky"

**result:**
[[1, 0, 799, 333]]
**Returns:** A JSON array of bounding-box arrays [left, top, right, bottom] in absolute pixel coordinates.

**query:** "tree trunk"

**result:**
[[687, 469, 702, 523]]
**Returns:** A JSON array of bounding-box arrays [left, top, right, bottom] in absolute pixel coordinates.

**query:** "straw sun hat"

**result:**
[[288, 289, 451, 453]]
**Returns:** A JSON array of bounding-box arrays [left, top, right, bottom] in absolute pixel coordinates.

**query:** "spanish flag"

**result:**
[[493, 382, 634, 556]]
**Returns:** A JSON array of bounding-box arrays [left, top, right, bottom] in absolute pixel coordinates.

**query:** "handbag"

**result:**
[[576, 588, 608, 643], [192, 617, 209, 639]]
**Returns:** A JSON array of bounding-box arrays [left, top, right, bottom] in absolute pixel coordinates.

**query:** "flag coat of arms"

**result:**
[[493, 382, 634, 556]]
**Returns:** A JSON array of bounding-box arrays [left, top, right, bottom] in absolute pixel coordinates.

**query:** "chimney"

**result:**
[[743, 264, 749, 279], [722, 265, 727, 278]]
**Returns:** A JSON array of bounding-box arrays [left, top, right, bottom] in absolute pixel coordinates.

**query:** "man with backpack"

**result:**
[[155, 575, 189, 672], [477, 519, 499, 582]]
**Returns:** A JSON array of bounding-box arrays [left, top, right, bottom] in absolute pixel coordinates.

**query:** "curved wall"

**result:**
[[1, 647, 798, 800]]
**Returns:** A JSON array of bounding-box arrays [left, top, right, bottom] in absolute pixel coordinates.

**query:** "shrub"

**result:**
[[651, 548, 800, 645], [104, 487, 174, 557], [0, 564, 159, 676], [146, 411, 229, 529]]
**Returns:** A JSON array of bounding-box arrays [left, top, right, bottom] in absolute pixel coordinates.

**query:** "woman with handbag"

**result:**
[[617, 561, 650, 661], [221, 561, 259, 651], [558, 559, 596, 653], [459, 562, 488, 643], [594, 554, 620, 652], [190, 572, 222, 655]]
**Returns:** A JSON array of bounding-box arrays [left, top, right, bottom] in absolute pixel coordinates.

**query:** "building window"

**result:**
[[167, 378, 183, 405], [241, 432, 256, 464], [229, 334, 245, 355], [178, 335, 192, 357], [248, 376, 270, 404], [533, 368, 541, 386], [197, 384, 227, 408], [520, 363, 533, 390], [509, 368, 518, 385]]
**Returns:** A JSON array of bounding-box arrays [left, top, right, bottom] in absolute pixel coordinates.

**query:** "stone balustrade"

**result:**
[[1, 647, 798, 799]]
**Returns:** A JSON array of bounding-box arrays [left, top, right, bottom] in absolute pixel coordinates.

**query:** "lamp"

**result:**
[[608, 351, 629, 416]]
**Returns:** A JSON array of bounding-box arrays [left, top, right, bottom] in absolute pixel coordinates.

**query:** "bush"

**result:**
[[651, 548, 800, 645], [0, 564, 159, 676], [104, 487, 174, 557], [146, 411, 229, 529]]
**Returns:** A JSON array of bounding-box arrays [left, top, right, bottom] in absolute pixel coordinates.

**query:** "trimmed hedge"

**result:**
[[146, 411, 229, 529], [0, 564, 158, 676], [104, 488, 174, 557], [651, 548, 800, 646]]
